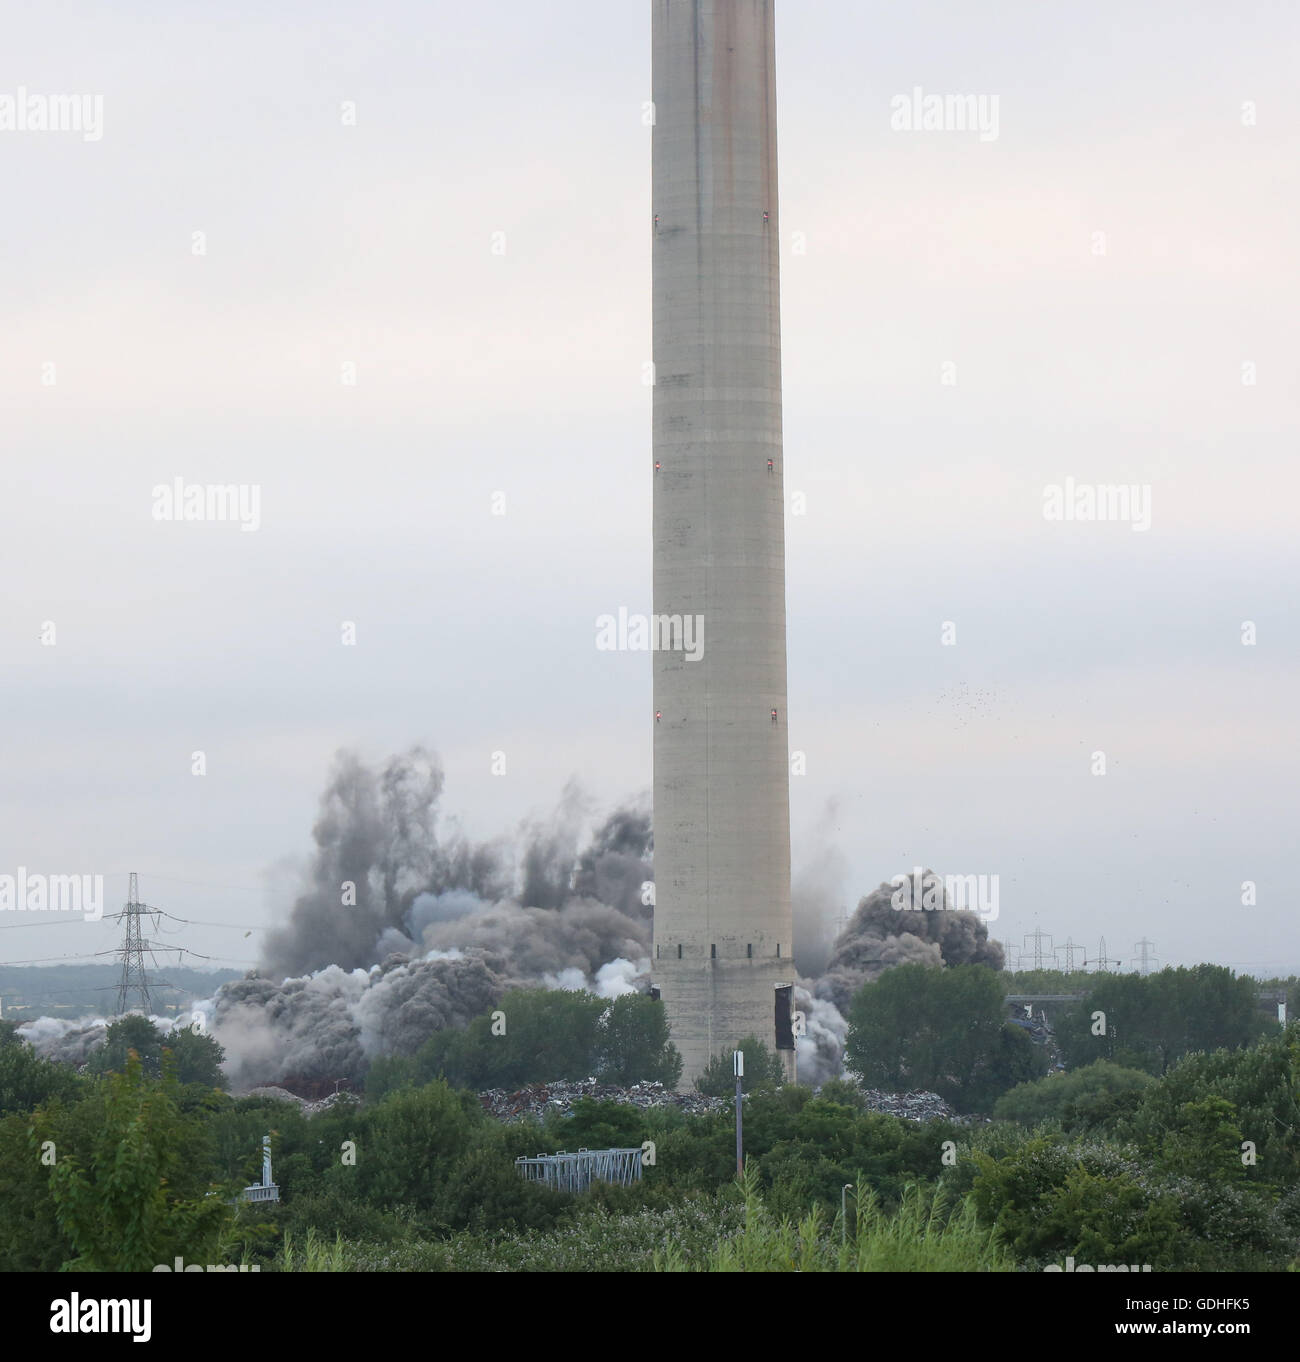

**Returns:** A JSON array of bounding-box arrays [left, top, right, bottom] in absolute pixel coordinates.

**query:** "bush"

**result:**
[[970, 1136, 1183, 1270], [993, 1061, 1153, 1127]]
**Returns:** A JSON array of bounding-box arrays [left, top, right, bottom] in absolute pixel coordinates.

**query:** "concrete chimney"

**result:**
[[651, 0, 795, 1086]]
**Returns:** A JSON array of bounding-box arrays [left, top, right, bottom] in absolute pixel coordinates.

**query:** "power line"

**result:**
[[0, 950, 118, 966], [153, 910, 265, 932], [0, 919, 95, 931]]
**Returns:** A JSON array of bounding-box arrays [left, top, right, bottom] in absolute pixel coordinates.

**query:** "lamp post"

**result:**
[[842, 1183, 854, 1250], [734, 1050, 744, 1179]]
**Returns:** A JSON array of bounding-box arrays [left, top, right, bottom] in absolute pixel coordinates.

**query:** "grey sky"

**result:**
[[2, 0, 1297, 981]]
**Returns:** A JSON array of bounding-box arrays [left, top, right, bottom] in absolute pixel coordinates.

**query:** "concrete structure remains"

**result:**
[[650, 0, 795, 1086]]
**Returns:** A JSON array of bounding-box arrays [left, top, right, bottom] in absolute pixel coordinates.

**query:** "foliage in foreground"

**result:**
[[2, 993, 1295, 1274], [658, 1166, 1013, 1273], [278, 1169, 1011, 1274]]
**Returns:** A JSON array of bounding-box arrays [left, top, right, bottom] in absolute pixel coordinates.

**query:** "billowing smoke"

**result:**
[[417, 897, 647, 983], [814, 870, 1005, 1015], [571, 804, 654, 922], [19, 751, 656, 1093], [792, 870, 1004, 1084], [260, 748, 512, 978], [793, 986, 847, 1086], [518, 779, 590, 911], [792, 799, 849, 978], [19, 1016, 109, 1065], [206, 951, 507, 1090], [207, 748, 655, 1089], [19, 747, 1004, 1098], [20, 1010, 198, 1067]]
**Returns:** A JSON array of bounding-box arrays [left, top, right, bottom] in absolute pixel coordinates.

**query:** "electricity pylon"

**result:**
[[111, 873, 166, 1015]]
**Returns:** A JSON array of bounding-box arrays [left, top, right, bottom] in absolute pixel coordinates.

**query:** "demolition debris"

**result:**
[[243, 1086, 360, 1117], [478, 1078, 728, 1121], [247, 1077, 975, 1126], [852, 1089, 965, 1122], [477, 1078, 974, 1124]]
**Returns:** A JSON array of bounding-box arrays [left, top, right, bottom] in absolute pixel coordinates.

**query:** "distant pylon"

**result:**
[[1057, 938, 1087, 972], [1132, 938, 1159, 976], [1022, 928, 1054, 972], [1089, 936, 1122, 972], [112, 872, 162, 1015]]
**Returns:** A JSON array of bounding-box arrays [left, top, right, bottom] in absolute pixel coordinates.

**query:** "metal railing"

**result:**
[[515, 1146, 643, 1194], [238, 1182, 280, 1204]]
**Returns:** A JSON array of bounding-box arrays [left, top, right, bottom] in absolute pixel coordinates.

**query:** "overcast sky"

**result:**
[[2, 0, 1297, 984]]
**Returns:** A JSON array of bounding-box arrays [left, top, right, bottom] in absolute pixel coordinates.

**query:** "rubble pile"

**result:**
[[242, 1086, 360, 1117], [852, 1088, 962, 1122], [478, 1077, 729, 1122], [245, 1078, 971, 1125], [244, 1085, 304, 1106]]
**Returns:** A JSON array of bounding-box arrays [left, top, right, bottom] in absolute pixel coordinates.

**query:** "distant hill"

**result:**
[[0, 963, 241, 1022]]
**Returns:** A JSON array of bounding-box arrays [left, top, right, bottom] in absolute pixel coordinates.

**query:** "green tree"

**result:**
[[88, 1014, 164, 1077], [1156, 1096, 1248, 1184], [1125, 1025, 1300, 1184], [598, 994, 682, 1086], [0, 1040, 84, 1116], [1056, 966, 1267, 1076], [164, 1027, 228, 1089], [846, 963, 1043, 1112], [424, 989, 606, 1091], [552, 1098, 650, 1150], [435, 1144, 570, 1235], [364, 1052, 417, 1102], [356, 1079, 479, 1217], [0, 1102, 83, 1270], [694, 1035, 785, 1097], [36, 1054, 235, 1270]]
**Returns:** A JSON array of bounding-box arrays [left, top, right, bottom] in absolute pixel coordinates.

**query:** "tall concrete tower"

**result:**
[[651, 0, 795, 1086]]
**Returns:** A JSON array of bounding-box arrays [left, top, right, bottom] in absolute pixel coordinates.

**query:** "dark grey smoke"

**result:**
[[261, 748, 632, 979], [815, 870, 1005, 1014], [571, 804, 654, 921], [200, 749, 653, 1089], [206, 950, 509, 1089], [518, 779, 589, 910], [261, 747, 513, 978], [418, 899, 648, 982], [22, 749, 1002, 1098]]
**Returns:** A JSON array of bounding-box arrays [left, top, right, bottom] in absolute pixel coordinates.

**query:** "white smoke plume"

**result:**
[[793, 986, 848, 1086]]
